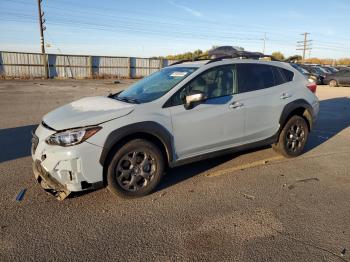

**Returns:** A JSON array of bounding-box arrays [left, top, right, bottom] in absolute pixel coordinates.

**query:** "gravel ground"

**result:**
[[0, 80, 349, 262]]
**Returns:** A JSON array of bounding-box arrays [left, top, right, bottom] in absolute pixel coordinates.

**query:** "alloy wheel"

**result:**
[[285, 122, 306, 153], [115, 151, 156, 192]]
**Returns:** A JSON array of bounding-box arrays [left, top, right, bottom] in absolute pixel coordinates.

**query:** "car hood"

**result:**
[[43, 96, 134, 130]]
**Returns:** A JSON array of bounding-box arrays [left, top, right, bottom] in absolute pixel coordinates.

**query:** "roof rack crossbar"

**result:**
[[206, 54, 280, 64], [169, 59, 192, 66], [169, 55, 210, 66], [169, 47, 282, 66]]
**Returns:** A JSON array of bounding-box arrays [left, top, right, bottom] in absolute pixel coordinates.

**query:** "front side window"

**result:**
[[116, 67, 197, 103], [170, 65, 237, 106]]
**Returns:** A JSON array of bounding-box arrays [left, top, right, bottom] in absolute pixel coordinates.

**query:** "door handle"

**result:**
[[229, 102, 244, 109], [280, 93, 292, 99]]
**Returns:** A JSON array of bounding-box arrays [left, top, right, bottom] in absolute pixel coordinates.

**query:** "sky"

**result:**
[[0, 0, 349, 58]]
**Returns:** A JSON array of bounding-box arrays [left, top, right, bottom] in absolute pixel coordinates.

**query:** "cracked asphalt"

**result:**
[[0, 80, 349, 261]]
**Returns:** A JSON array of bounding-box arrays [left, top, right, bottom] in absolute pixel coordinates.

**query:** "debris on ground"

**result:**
[[159, 192, 166, 197], [114, 80, 121, 84], [242, 193, 255, 200], [296, 177, 320, 183], [287, 177, 319, 190], [288, 184, 295, 190], [341, 248, 346, 256], [16, 189, 27, 201]]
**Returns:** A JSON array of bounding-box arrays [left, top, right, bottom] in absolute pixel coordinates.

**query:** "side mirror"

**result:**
[[184, 91, 206, 110]]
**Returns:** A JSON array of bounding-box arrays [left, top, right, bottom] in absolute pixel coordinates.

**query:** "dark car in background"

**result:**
[[324, 70, 350, 87], [290, 63, 321, 84], [300, 65, 326, 84], [335, 66, 350, 71], [323, 66, 338, 74]]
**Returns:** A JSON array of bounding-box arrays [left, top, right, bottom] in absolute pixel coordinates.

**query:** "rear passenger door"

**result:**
[[235, 63, 293, 142]]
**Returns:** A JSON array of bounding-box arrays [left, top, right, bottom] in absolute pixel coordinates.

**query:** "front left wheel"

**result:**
[[107, 139, 165, 198]]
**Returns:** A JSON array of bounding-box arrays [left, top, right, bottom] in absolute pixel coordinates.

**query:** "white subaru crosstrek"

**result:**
[[32, 55, 319, 200]]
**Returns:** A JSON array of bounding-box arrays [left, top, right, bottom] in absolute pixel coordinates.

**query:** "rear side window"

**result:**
[[236, 64, 275, 93], [272, 66, 286, 86], [279, 68, 294, 82]]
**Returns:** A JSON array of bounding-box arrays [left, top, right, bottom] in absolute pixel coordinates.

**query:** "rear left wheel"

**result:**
[[273, 115, 309, 158], [107, 139, 164, 198]]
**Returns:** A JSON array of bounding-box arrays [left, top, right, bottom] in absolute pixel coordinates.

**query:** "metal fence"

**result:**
[[0, 51, 177, 79]]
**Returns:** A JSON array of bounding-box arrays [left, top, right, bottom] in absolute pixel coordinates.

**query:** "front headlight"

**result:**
[[45, 126, 102, 147]]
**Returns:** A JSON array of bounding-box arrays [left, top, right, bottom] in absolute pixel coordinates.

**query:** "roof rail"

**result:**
[[169, 55, 209, 66]]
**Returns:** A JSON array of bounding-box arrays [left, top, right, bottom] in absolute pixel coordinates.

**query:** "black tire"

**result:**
[[329, 79, 338, 87], [273, 115, 309, 158], [107, 139, 164, 198]]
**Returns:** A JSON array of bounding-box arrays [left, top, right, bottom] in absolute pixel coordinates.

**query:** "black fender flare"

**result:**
[[99, 121, 174, 166], [279, 99, 314, 131]]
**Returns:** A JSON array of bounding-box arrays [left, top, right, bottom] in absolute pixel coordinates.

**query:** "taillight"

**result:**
[[307, 83, 317, 93]]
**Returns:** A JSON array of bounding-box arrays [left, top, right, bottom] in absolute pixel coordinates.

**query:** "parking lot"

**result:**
[[0, 79, 349, 261]]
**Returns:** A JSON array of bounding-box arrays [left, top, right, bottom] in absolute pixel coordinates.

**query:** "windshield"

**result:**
[[116, 67, 197, 103], [292, 64, 309, 74], [328, 67, 338, 73], [311, 67, 323, 75], [317, 67, 329, 74]]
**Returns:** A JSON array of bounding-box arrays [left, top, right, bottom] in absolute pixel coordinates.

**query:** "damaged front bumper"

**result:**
[[33, 160, 70, 201], [31, 123, 104, 201]]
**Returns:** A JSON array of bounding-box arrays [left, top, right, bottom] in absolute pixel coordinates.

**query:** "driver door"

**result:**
[[167, 64, 246, 160]]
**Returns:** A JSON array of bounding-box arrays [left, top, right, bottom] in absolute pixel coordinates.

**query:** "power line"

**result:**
[[296, 32, 312, 62], [260, 32, 268, 54], [37, 0, 48, 78]]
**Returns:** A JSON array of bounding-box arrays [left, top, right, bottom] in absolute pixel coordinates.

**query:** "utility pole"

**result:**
[[261, 32, 267, 54], [296, 32, 312, 63], [37, 0, 48, 78]]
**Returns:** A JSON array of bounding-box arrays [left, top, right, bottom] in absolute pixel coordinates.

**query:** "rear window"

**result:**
[[272, 66, 286, 86], [279, 68, 294, 82], [236, 63, 290, 93], [236, 64, 274, 93]]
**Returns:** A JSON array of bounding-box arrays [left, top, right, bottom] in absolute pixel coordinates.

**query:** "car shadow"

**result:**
[[0, 125, 37, 163], [158, 146, 270, 191], [305, 97, 350, 152], [159, 97, 350, 192], [0, 124, 37, 163]]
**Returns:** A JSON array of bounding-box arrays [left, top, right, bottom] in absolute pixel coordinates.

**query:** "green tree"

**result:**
[[271, 51, 285, 61]]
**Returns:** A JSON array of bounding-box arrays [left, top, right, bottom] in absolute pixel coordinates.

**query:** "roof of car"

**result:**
[[170, 58, 291, 69]]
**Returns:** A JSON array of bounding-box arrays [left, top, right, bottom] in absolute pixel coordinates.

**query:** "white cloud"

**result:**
[[168, 1, 202, 17]]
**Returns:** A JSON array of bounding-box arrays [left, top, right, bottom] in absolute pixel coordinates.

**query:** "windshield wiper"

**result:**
[[115, 96, 140, 104]]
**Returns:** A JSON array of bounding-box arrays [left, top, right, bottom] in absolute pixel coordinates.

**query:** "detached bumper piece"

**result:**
[[33, 160, 71, 201]]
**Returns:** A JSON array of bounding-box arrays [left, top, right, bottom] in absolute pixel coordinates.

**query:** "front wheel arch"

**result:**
[[102, 132, 170, 186]]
